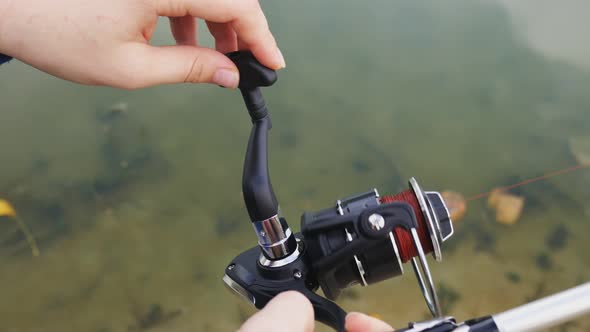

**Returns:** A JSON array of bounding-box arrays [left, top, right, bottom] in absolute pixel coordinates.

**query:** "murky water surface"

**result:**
[[1, 1, 589, 331]]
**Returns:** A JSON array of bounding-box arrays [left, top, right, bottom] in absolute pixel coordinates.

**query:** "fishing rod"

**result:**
[[398, 282, 590, 331], [220, 51, 589, 331]]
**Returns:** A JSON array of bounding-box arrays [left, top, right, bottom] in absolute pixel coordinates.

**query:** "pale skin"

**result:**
[[0, 1, 395, 330], [0, 0, 286, 89], [239, 291, 394, 332]]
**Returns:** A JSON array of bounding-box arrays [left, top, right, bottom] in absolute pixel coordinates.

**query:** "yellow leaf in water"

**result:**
[[0, 199, 39, 256], [0, 199, 17, 217]]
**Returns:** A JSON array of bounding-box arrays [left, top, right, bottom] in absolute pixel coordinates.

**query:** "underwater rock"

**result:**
[[569, 136, 590, 164], [129, 303, 182, 331], [278, 131, 298, 149], [526, 281, 548, 302], [488, 189, 524, 225], [504, 271, 521, 284], [352, 159, 371, 173], [473, 226, 496, 253], [215, 214, 242, 236], [535, 252, 553, 271], [97, 102, 129, 124], [545, 224, 570, 252], [441, 191, 467, 222], [437, 282, 461, 313], [214, 207, 248, 237]]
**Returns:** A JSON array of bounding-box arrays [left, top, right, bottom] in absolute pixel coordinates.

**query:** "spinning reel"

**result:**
[[222, 51, 454, 331]]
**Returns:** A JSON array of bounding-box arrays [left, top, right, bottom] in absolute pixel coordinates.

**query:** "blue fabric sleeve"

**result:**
[[0, 53, 13, 65]]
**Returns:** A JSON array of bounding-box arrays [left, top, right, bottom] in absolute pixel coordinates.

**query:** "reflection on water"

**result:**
[[0, 0, 589, 331]]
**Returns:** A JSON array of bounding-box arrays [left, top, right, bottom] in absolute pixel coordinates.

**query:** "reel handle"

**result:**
[[227, 51, 277, 89], [227, 51, 277, 120], [301, 288, 347, 332], [227, 50, 296, 257]]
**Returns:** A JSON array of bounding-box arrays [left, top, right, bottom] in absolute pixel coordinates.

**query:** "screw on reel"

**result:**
[[221, 51, 455, 331]]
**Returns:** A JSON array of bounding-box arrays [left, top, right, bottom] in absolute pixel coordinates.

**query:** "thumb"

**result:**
[[115, 43, 239, 89]]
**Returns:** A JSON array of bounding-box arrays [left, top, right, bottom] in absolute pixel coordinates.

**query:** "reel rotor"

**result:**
[[299, 178, 453, 317]]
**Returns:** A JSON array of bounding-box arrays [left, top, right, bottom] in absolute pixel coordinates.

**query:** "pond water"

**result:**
[[0, 0, 589, 331]]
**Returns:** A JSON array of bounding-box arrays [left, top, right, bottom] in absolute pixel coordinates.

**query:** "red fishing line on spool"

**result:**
[[380, 191, 433, 262]]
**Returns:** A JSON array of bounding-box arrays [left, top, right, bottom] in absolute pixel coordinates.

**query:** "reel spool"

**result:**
[[301, 178, 453, 317]]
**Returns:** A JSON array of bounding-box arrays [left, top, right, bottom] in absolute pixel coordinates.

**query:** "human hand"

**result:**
[[238, 291, 395, 332], [0, 0, 285, 89]]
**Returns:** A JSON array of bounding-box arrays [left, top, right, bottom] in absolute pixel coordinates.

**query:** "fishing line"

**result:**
[[381, 190, 434, 262], [377, 163, 590, 266], [465, 162, 590, 202]]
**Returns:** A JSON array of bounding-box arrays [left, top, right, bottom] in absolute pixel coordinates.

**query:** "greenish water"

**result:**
[[1, 1, 589, 331]]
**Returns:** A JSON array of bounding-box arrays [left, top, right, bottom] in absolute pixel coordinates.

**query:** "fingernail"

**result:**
[[212, 68, 239, 88], [347, 312, 395, 332], [277, 48, 286, 68]]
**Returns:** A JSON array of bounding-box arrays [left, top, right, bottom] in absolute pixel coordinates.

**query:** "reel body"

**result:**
[[301, 182, 452, 308], [221, 51, 454, 331], [224, 236, 349, 330], [224, 182, 453, 331]]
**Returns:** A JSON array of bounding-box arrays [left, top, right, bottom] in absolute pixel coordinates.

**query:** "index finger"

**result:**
[[153, 0, 285, 69]]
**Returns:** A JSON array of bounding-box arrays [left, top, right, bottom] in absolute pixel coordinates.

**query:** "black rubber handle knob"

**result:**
[[227, 51, 277, 90], [226, 51, 277, 120]]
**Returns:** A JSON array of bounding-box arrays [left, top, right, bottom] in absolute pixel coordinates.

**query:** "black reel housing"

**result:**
[[301, 190, 408, 299]]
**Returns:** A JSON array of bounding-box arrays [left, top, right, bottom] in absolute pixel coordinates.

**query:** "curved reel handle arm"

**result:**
[[242, 115, 278, 222], [301, 288, 347, 332], [227, 51, 279, 222]]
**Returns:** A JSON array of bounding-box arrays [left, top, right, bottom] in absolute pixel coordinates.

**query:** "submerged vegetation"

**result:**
[[129, 303, 183, 331], [0, 102, 167, 257], [0, 199, 39, 256], [437, 282, 461, 314]]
